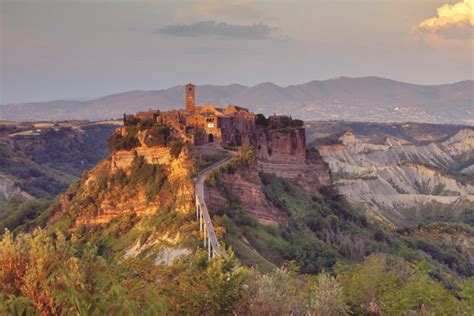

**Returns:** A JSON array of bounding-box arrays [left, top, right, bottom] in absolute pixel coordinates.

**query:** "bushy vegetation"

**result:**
[[404, 236, 472, 276], [210, 161, 473, 289], [0, 143, 70, 198], [0, 227, 247, 315], [237, 267, 350, 315], [337, 253, 473, 315], [212, 170, 388, 274], [108, 119, 178, 152], [0, 198, 53, 233], [1, 227, 471, 315], [0, 228, 167, 314], [255, 114, 270, 127], [0, 159, 472, 315], [200, 152, 228, 170], [70, 155, 170, 217], [15, 125, 116, 177], [107, 130, 139, 151], [144, 125, 171, 147], [255, 114, 304, 129], [128, 156, 169, 202], [169, 140, 184, 158]]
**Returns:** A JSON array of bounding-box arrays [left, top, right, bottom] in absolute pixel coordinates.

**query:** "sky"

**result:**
[[1, 0, 473, 104]]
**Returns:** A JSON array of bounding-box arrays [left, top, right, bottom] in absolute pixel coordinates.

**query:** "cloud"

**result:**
[[157, 21, 278, 40], [414, 0, 473, 40]]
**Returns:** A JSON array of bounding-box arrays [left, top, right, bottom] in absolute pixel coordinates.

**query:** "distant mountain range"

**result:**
[[1, 77, 473, 124]]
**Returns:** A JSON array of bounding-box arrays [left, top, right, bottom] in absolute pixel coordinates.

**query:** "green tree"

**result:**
[[237, 268, 296, 315], [335, 253, 472, 315], [298, 273, 350, 316]]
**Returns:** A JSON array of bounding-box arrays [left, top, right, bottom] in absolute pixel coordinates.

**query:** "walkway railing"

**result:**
[[195, 194, 220, 259], [194, 156, 234, 259]]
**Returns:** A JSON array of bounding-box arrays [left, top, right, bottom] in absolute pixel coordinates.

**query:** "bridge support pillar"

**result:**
[[199, 209, 203, 233], [203, 223, 207, 247], [208, 237, 211, 260], [196, 198, 199, 221]]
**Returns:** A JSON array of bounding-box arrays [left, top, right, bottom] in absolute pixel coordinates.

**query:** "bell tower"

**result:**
[[185, 83, 195, 111]]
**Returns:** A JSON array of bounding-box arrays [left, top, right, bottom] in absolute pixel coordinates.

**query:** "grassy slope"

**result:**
[[209, 162, 473, 283]]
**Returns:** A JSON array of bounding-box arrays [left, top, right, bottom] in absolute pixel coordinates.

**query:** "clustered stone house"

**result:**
[[125, 83, 257, 146]]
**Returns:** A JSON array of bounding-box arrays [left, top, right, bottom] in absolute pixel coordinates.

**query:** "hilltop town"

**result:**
[[123, 83, 266, 147], [112, 85, 331, 224], [123, 83, 303, 147]]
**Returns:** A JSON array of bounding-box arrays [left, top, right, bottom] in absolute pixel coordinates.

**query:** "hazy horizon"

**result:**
[[2, 75, 473, 105], [1, 0, 473, 104]]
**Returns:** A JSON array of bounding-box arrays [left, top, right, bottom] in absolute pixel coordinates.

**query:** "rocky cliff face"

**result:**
[[50, 118, 331, 230], [207, 167, 287, 226], [256, 127, 331, 193], [54, 144, 196, 227], [256, 128, 306, 163], [207, 125, 332, 226]]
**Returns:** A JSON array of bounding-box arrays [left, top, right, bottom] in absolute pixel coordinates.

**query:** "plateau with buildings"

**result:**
[[124, 83, 259, 147]]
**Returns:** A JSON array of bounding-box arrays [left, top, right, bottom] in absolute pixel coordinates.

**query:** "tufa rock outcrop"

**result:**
[[207, 167, 287, 227], [52, 143, 196, 227], [255, 126, 331, 194]]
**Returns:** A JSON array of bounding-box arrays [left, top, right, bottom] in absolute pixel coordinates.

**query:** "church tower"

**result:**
[[185, 83, 195, 111]]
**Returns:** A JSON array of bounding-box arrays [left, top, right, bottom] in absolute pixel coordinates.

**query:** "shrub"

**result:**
[[290, 119, 304, 128], [237, 268, 294, 315], [0, 228, 167, 315], [112, 169, 127, 186], [238, 145, 256, 167], [144, 125, 171, 147], [96, 167, 109, 191], [298, 273, 350, 316], [0, 198, 53, 232], [255, 114, 269, 127], [335, 254, 471, 315], [107, 133, 138, 151], [128, 155, 168, 202], [169, 140, 184, 158], [124, 115, 140, 126], [138, 118, 156, 131]]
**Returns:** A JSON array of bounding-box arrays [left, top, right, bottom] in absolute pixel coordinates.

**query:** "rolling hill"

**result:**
[[1, 77, 472, 124]]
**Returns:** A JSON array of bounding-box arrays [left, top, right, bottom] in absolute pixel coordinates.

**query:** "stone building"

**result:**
[[124, 83, 256, 146]]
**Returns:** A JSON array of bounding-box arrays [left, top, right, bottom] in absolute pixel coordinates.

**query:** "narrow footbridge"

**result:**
[[195, 155, 234, 259]]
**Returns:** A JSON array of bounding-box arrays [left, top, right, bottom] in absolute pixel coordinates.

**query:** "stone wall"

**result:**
[[219, 116, 256, 146]]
